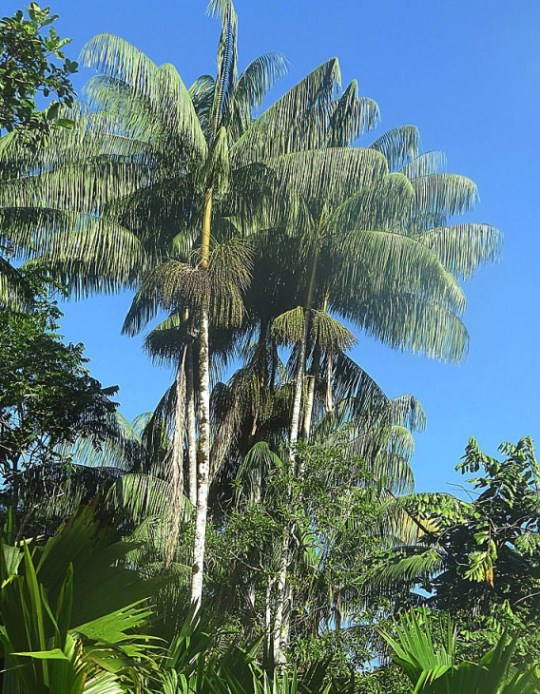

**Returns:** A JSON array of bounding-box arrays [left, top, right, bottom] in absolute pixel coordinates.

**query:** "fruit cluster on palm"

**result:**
[[0, 0, 505, 679]]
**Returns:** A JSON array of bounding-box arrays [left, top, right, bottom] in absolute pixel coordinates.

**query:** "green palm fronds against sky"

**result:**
[[0, 0, 536, 496]]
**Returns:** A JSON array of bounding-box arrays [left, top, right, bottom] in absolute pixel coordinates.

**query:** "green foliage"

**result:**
[[380, 610, 540, 693], [0, 3, 77, 138], [384, 438, 540, 615], [0, 506, 161, 692], [0, 270, 118, 523], [0, 2, 510, 691], [372, 437, 540, 671]]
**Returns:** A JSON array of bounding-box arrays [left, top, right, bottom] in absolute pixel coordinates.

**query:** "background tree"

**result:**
[[0, 2, 77, 138], [0, 2, 78, 307], [0, 269, 118, 528], [373, 436, 540, 668]]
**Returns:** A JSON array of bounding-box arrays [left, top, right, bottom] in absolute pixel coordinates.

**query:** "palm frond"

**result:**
[[331, 228, 466, 314], [415, 223, 502, 278], [271, 306, 305, 345], [235, 441, 284, 502], [0, 160, 151, 216], [122, 283, 161, 336], [232, 58, 341, 164], [190, 74, 216, 129], [325, 173, 415, 234], [369, 125, 420, 171], [81, 34, 207, 158], [389, 395, 427, 432], [0, 256, 33, 309], [319, 351, 387, 419], [144, 313, 187, 366], [209, 0, 238, 136], [328, 80, 380, 146], [132, 236, 252, 328], [411, 173, 478, 216], [310, 311, 356, 353], [369, 425, 416, 494], [265, 147, 388, 209], [340, 291, 469, 363], [401, 151, 447, 179], [231, 52, 288, 138], [4, 208, 145, 279]]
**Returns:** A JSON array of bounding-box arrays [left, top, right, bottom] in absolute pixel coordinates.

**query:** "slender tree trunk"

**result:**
[[166, 348, 187, 565], [171, 354, 186, 494], [191, 307, 211, 606], [334, 588, 342, 631], [273, 315, 308, 662], [191, 184, 214, 606], [199, 187, 213, 270], [273, 526, 291, 667], [325, 353, 335, 413], [293, 240, 320, 462], [275, 242, 321, 662], [302, 341, 321, 441], [289, 328, 307, 468], [265, 576, 274, 661], [186, 343, 197, 506]]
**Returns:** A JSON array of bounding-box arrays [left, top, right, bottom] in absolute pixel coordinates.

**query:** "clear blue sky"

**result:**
[[7, 0, 540, 491]]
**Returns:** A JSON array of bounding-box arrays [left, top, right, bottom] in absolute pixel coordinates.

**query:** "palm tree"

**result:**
[[0, 0, 500, 620], [78, 0, 377, 606]]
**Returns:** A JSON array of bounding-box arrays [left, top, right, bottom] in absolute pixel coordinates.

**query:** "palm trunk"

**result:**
[[265, 576, 274, 662], [191, 307, 211, 606], [191, 186, 214, 606], [293, 239, 320, 474], [186, 343, 197, 506], [166, 348, 187, 566], [334, 588, 342, 631], [275, 242, 320, 662], [199, 187, 213, 270], [289, 327, 308, 468], [171, 355, 186, 494], [325, 352, 335, 413], [302, 341, 320, 441], [273, 526, 291, 667], [274, 313, 308, 661]]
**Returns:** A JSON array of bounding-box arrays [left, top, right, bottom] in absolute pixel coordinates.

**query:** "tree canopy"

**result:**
[[0, 2, 532, 693]]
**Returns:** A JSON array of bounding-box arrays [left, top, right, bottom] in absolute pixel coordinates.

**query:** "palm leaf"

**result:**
[[401, 151, 447, 179], [339, 291, 469, 363], [369, 125, 420, 171], [265, 147, 388, 208], [415, 223, 502, 278], [209, 0, 238, 137], [232, 58, 342, 165], [81, 34, 207, 158], [411, 173, 478, 216], [327, 79, 380, 146]]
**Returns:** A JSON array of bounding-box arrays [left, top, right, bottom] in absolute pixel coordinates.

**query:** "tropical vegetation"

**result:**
[[0, 1, 537, 692]]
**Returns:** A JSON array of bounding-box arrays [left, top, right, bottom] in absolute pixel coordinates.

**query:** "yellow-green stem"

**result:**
[[199, 187, 214, 269]]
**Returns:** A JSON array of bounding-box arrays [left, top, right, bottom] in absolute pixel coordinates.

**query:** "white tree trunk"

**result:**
[[191, 308, 211, 606], [302, 374, 316, 441], [186, 343, 197, 506], [273, 527, 290, 667], [302, 341, 321, 441], [274, 309, 310, 664], [265, 576, 273, 660], [325, 352, 335, 413], [165, 349, 186, 566], [289, 316, 308, 468]]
